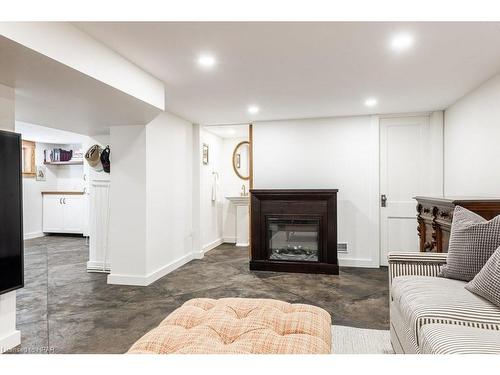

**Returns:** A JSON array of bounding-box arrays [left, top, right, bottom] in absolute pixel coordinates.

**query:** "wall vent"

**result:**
[[337, 242, 348, 254]]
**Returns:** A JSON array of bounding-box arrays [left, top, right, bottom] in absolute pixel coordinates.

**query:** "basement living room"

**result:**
[[1, 2, 500, 372]]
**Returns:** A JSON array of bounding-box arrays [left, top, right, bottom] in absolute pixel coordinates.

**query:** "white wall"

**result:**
[[444, 73, 500, 196], [145, 112, 193, 278], [0, 84, 14, 129], [253, 116, 380, 267], [191, 124, 202, 259], [199, 129, 224, 251], [0, 83, 20, 353]]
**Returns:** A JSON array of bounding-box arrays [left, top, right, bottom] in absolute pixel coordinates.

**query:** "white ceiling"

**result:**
[[204, 124, 249, 139], [15, 121, 87, 144], [75, 22, 500, 125], [0, 35, 161, 136]]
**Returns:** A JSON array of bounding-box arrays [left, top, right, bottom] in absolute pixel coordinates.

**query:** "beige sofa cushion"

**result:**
[[128, 298, 332, 354], [419, 324, 500, 354], [391, 276, 500, 351]]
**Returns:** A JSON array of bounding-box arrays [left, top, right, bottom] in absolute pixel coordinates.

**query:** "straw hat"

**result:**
[[85, 144, 103, 171]]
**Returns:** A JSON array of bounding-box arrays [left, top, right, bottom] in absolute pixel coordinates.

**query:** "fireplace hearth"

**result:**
[[250, 189, 339, 275]]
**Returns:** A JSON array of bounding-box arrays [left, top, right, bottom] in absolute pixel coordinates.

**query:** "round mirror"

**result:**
[[232, 141, 250, 180]]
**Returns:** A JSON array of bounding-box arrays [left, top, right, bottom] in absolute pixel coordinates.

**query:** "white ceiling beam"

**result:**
[[0, 22, 165, 110]]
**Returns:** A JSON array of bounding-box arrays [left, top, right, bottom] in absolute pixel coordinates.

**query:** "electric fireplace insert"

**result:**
[[250, 189, 338, 275]]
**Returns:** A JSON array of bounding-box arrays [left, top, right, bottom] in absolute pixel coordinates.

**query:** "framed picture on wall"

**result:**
[[36, 165, 46, 181], [202, 143, 209, 165], [21, 140, 36, 177]]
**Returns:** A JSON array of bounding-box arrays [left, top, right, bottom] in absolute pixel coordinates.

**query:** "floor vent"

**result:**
[[337, 242, 348, 254]]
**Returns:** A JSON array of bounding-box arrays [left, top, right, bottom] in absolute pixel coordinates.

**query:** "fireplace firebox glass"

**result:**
[[267, 218, 320, 262]]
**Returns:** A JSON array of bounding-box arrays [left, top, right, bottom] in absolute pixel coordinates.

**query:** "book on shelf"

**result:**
[[44, 148, 78, 163]]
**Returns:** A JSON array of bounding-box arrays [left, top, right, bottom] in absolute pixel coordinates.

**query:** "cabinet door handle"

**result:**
[[63, 198, 66, 204], [59, 198, 63, 204]]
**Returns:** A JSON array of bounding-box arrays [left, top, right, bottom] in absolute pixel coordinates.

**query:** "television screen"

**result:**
[[0, 130, 24, 295]]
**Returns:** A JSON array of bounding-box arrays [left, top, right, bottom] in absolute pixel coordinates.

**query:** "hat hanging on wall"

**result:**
[[100, 145, 111, 173], [85, 144, 103, 171]]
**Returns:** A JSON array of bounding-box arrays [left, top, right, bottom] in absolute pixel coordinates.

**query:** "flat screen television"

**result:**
[[0, 130, 24, 295]]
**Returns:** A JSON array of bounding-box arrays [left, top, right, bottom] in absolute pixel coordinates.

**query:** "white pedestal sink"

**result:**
[[226, 196, 250, 246]]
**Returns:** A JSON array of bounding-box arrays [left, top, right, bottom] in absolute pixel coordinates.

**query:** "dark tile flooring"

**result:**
[[13, 235, 389, 354]]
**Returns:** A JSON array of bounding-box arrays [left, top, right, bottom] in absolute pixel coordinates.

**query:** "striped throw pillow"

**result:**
[[466, 246, 500, 307], [440, 206, 500, 281]]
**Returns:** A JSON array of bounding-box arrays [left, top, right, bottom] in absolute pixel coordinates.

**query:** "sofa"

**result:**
[[388, 252, 500, 354]]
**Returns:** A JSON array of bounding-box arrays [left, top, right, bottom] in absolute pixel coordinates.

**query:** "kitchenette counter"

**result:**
[[41, 191, 85, 195]]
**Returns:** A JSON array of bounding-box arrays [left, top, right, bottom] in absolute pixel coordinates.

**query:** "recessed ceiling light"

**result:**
[[247, 105, 260, 114], [227, 129, 236, 135], [197, 54, 216, 68], [364, 98, 377, 107], [390, 33, 414, 51]]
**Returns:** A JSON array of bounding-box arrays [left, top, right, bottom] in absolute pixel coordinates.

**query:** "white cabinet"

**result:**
[[42, 193, 84, 234], [42, 195, 65, 232]]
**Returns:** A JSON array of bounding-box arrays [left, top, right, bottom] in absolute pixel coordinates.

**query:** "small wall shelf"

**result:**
[[44, 160, 84, 166]]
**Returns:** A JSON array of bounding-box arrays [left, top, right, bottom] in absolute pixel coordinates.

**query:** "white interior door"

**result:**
[[380, 116, 434, 265]]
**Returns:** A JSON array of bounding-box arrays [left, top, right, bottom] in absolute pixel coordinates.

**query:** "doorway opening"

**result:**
[[199, 124, 251, 257]]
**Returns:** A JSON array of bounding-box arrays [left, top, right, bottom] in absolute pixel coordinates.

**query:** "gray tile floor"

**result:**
[[13, 236, 389, 354]]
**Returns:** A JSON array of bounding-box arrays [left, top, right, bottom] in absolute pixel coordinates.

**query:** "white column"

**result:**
[[87, 180, 111, 272], [85, 135, 112, 273], [0, 83, 21, 353], [107, 125, 148, 285], [106, 113, 195, 286]]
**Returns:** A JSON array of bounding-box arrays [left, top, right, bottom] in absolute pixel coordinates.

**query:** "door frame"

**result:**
[[378, 111, 444, 266], [248, 123, 253, 257]]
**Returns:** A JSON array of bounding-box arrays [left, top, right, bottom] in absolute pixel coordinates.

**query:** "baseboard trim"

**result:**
[[107, 252, 193, 286], [0, 330, 21, 354], [338, 257, 379, 268], [86, 261, 111, 273], [191, 251, 204, 260], [192, 238, 224, 260], [202, 238, 223, 254], [223, 237, 236, 244], [24, 231, 45, 240]]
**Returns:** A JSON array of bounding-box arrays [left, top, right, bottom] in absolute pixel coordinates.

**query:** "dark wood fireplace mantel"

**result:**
[[250, 189, 339, 275]]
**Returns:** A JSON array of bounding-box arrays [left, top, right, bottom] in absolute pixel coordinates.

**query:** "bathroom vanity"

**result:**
[[225, 196, 249, 246]]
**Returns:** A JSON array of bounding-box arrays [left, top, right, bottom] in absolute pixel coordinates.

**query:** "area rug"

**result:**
[[331, 325, 394, 354]]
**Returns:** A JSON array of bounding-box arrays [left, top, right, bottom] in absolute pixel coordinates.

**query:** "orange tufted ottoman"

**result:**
[[128, 298, 332, 354]]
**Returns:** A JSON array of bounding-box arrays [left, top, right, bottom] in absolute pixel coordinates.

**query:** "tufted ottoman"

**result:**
[[128, 298, 332, 354]]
